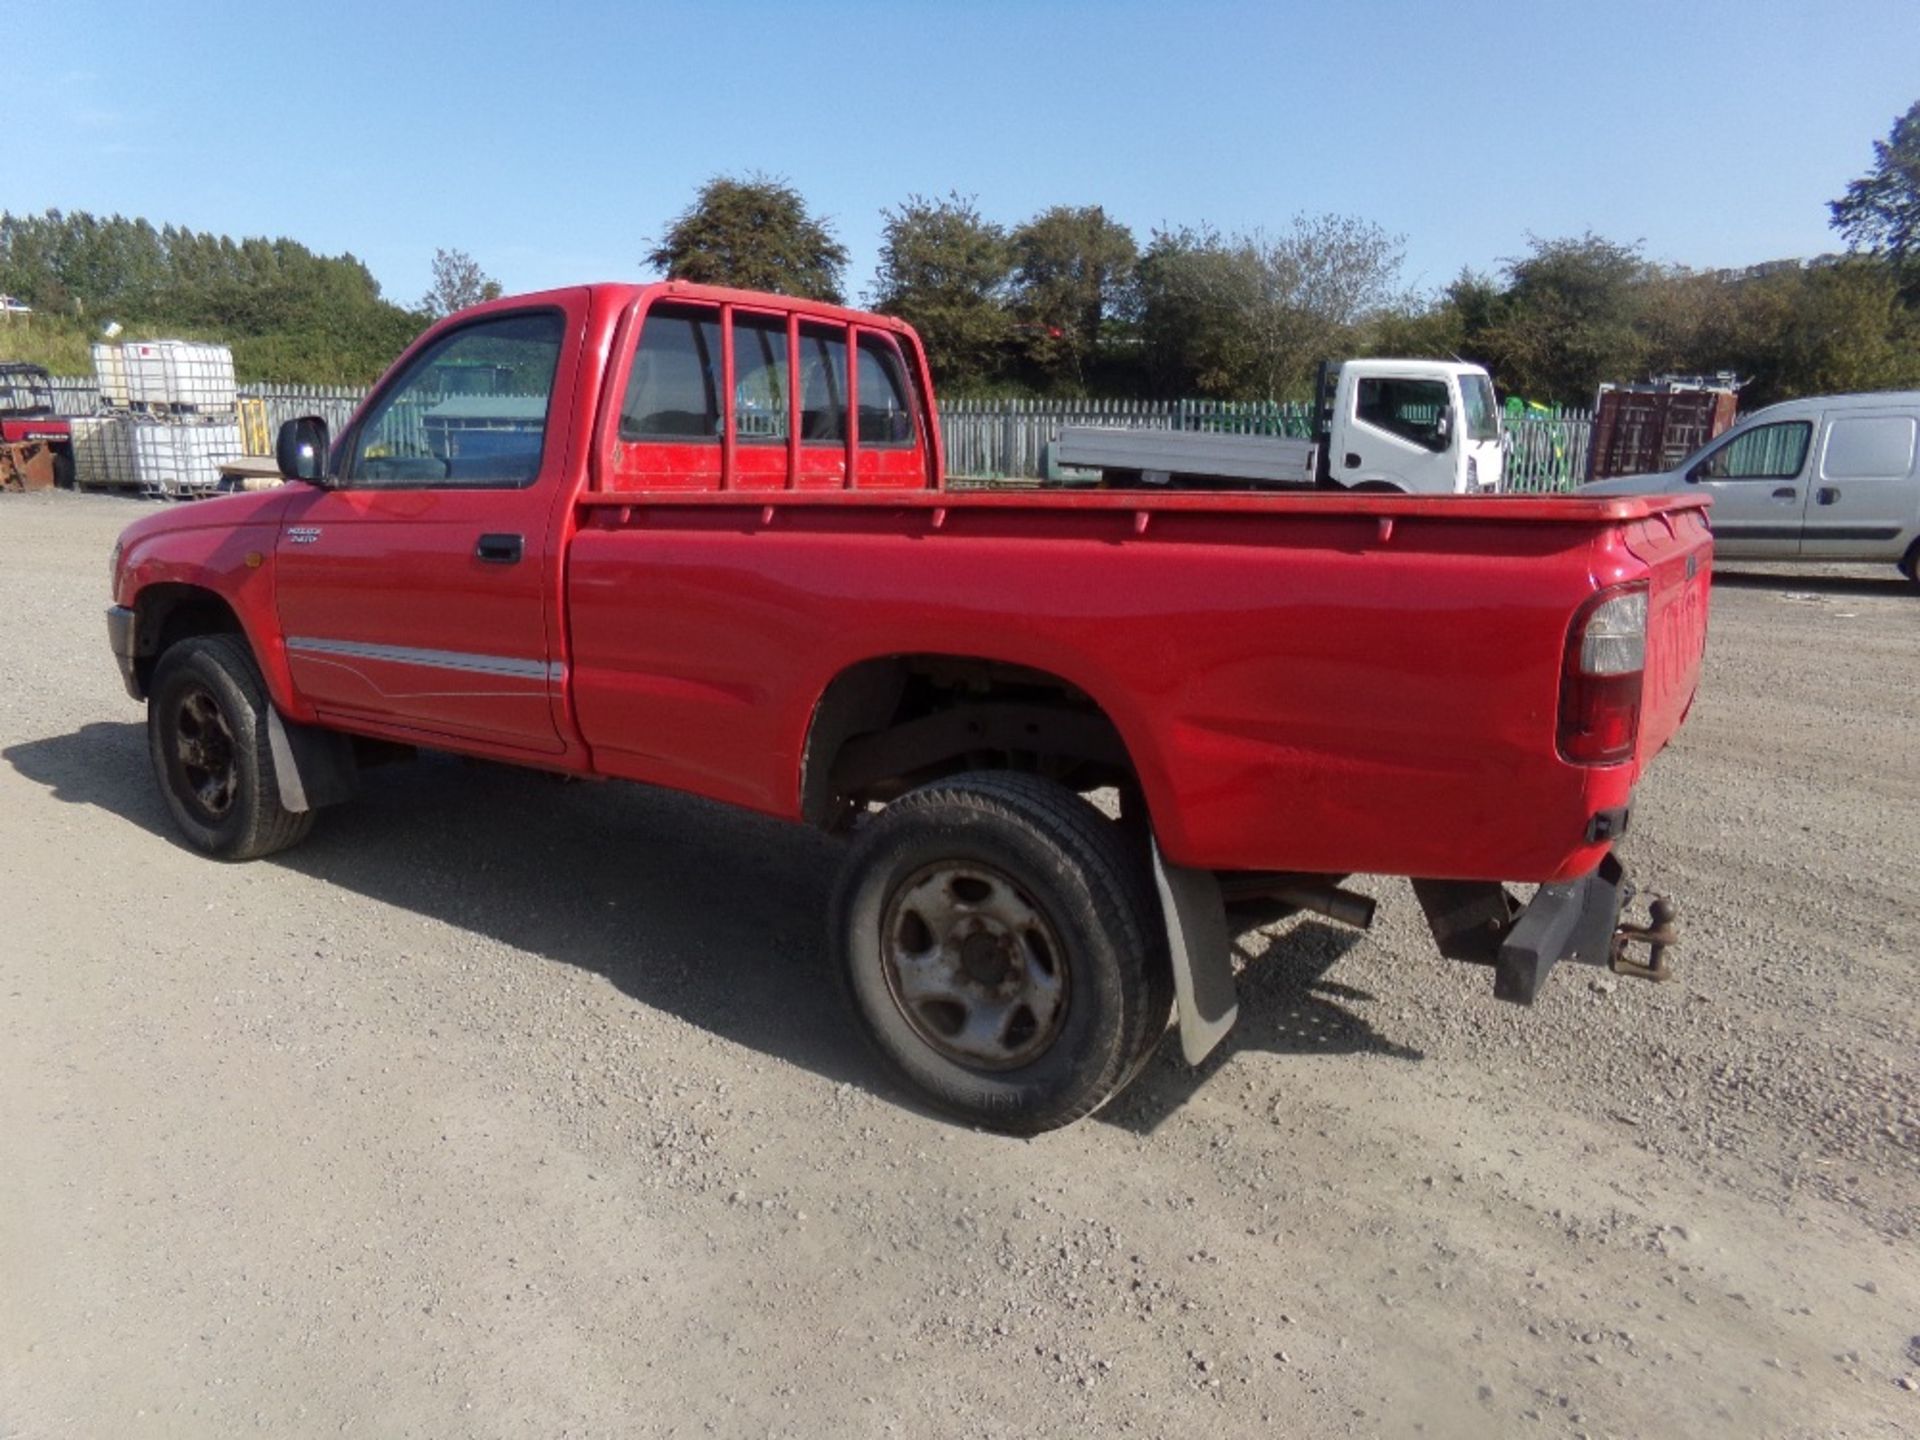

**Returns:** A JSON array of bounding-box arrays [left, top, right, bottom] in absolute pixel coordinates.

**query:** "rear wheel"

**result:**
[[52, 449, 75, 491], [1901, 540, 1920, 591], [831, 771, 1170, 1134], [148, 635, 314, 860]]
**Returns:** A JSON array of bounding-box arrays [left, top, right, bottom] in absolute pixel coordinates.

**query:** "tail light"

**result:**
[[1558, 583, 1647, 765]]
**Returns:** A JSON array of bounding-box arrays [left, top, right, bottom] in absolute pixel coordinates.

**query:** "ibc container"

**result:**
[[123, 340, 238, 414], [131, 418, 242, 497], [92, 343, 130, 407], [69, 414, 139, 490]]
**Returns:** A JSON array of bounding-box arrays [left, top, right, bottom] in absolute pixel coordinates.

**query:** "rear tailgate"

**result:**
[[1624, 501, 1713, 763]]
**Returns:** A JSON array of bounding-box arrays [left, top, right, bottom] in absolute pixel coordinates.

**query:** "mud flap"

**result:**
[[1150, 843, 1238, 1064], [266, 709, 358, 814]]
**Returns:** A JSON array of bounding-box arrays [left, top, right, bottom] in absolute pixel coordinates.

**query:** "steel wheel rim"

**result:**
[[172, 684, 238, 821], [879, 860, 1070, 1071]]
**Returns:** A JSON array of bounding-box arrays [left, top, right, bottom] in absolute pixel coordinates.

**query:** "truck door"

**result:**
[[273, 307, 573, 753], [1456, 371, 1503, 492], [1799, 410, 1918, 560], [1682, 418, 1815, 558], [1344, 374, 1455, 492]]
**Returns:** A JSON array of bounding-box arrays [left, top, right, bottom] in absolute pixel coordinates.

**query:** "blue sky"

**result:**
[[18, 0, 1918, 309]]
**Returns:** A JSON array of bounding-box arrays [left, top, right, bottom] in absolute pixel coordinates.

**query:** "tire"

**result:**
[[147, 634, 315, 860], [831, 771, 1171, 1134], [52, 449, 75, 491], [1901, 540, 1920, 590]]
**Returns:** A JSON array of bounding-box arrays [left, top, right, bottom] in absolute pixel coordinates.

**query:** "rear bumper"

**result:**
[[1413, 852, 1634, 1004], [106, 605, 143, 700], [1493, 852, 1627, 1002]]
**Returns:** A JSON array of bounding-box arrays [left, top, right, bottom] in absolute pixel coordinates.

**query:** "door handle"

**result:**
[[1770, 487, 1798, 502], [1816, 486, 1840, 506], [476, 533, 523, 564]]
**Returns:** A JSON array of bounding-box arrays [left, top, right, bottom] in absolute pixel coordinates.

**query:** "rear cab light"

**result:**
[[1558, 582, 1648, 765]]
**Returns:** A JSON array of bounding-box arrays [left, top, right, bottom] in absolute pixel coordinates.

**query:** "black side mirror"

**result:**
[[276, 416, 332, 485], [1429, 407, 1454, 451]]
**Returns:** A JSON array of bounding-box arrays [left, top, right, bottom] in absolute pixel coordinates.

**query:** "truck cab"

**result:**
[[1318, 358, 1504, 494]]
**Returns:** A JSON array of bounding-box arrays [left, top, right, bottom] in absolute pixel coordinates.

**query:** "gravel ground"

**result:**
[[2, 491, 1916, 1439]]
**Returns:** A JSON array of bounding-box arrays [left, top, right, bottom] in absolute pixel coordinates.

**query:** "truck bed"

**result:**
[[567, 486, 1710, 883]]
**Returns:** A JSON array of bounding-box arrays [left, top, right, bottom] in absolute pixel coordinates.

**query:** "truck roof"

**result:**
[[1340, 357, 1490, 379], [1739, 389, 1920, 423], [475, 281, 919, 335]]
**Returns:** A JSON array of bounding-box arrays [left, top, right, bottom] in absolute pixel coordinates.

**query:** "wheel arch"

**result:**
[[126, 582, 298, 713], [797, 653, 1151, 832]]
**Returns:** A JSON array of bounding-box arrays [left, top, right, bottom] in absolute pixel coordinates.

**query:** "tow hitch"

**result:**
[[1415, 854, 1680, 1003], [1611, 894, 1678, 982]]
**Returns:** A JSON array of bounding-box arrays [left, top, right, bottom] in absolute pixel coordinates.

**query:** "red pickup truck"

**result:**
[[106, 283, 1711, 1132]]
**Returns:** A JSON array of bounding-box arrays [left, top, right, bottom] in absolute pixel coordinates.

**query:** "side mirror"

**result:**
[[1430, 407, 1453, 450], [276, 416, 332, 485]]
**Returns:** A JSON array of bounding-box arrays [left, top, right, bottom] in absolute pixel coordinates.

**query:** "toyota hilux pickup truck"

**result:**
[[106, 283, 1712, 1133]]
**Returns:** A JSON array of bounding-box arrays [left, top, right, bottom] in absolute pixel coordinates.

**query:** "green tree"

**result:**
[[0, 208, 426, 382], [421, 247, 504, 317], [1830, 99, 1920, 294], [1008, 205, 1136, 390], [1475, 234, 1652, 404], [646, 174, 847, 302], [1132, 215, 1404, 399], [871, 192, 1013, 390]]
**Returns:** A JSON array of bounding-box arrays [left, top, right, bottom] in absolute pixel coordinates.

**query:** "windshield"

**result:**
[[0, 367, 53, 417], [1458, 373, 1499, 441]]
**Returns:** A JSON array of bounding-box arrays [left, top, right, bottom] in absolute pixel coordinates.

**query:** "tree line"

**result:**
[[0, 214, 504, 385], [5, 100, 1915, 402], [650, 103, 1920, 408]]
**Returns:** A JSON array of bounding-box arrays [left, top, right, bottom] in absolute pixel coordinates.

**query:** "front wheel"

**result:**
[[831, 772, 1170, 1134], [148, 634, 314, 860]]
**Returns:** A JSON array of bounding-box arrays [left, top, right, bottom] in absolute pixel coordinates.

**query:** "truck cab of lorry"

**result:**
[[1054, 359, 1505, 495], [1317, 358, 1504, 494]]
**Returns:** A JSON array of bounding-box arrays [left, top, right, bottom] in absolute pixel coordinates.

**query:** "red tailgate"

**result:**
[[1625, 502, 1712, 764]]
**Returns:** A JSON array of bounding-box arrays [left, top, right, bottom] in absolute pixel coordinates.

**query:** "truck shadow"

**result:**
[[5, 723, 1423, 1133], [1101, 922, 1424, 1136]]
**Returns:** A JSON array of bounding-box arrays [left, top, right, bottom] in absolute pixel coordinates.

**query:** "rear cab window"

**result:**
[[604, 292, 928, 493]]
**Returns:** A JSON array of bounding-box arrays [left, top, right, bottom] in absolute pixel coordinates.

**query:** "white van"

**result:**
[[1582, 391, 1920, 587]]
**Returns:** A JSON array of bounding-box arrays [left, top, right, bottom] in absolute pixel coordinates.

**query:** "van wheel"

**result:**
[[1901, 541, 1920, 590], [148, 635, 315, 860], [831, 772, 1170, 1134]]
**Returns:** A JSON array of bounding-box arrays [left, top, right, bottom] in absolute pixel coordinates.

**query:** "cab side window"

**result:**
[[348, 311, 563, 488], [620, 304, 721, 440], [857, 335, 915, 446], [1696, 421, 1811, 481], [733, 314, 791, 444], [1356, 377, 1449, 451], [799, 324, 848, 443]]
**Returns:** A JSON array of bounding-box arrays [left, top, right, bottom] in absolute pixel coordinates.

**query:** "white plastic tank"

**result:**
[[131, 418, 242, 496]]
